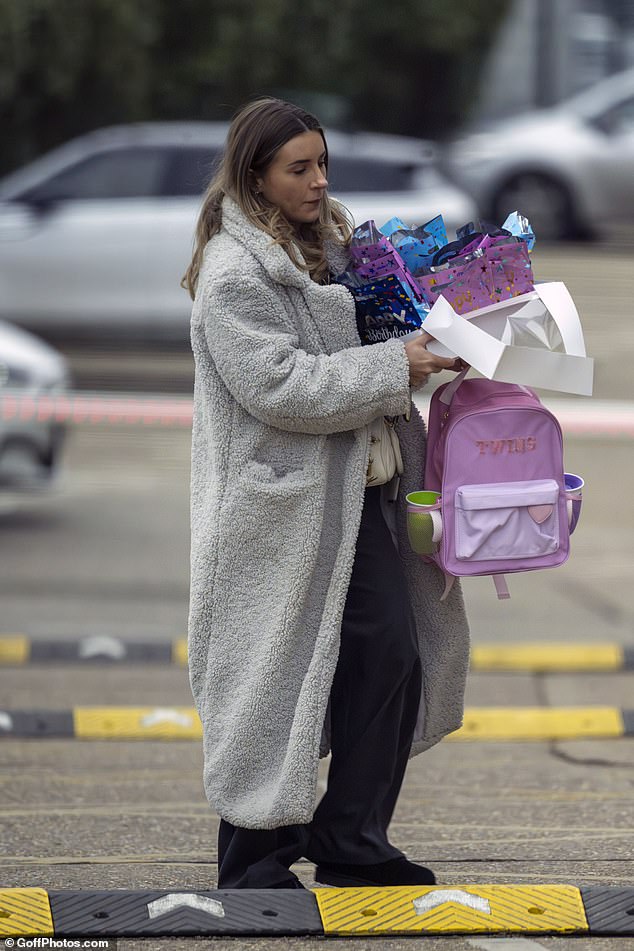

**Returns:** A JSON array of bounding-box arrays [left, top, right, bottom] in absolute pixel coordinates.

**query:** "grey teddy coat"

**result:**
[[188, 196, 470, 830]]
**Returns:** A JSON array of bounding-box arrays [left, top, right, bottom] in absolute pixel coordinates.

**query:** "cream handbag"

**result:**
[[366, 416, 404, 487]]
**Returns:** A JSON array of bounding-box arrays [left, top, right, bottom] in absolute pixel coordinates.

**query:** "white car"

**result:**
[[0, 122, 476, 340], [0, 320, 69, 487], [442, 67, 634, 241]]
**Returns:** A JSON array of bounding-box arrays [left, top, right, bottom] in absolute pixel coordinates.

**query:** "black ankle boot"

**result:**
[[315, 857, 436, 887]]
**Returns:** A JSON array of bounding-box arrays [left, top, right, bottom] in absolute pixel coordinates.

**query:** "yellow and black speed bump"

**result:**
[[0, 710, 74, 737], [451, 706, 630, 741], [47, 889, 324, 936], [2, 707, 634, 740], [580, 886, 634, 934], [0, 634, 172, 665], [312, 884, 589, 935], [1, 887, 634, 936], [471, 643, 634, 672], [623, 709, 634, 736], [3, 636, 634, 672], [0, 888, 53, 936]]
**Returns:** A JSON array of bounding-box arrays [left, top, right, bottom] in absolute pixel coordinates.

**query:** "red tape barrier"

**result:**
[[1, 390, 634, 437], [0, 391, 193, 427]]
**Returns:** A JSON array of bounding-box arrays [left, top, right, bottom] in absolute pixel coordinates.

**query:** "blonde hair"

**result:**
[[182, 97, 352, 298]]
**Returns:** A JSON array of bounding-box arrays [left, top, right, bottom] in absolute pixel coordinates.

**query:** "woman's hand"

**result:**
[[404, 332, 465, 389]]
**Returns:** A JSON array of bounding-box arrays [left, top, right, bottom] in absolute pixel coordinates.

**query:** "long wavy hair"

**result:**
[[182, 97, 353, 298]]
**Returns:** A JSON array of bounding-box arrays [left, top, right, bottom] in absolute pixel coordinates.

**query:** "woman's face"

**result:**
[[256, 130, 328, 226]]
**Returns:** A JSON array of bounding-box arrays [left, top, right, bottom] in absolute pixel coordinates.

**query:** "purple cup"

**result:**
[[564, 473, 584, 535]]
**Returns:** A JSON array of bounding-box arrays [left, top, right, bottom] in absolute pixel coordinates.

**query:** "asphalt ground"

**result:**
[[0, 242, 633, 947]]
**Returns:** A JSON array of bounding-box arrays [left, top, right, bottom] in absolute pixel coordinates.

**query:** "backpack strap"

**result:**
[[493, 574, 511, 600], [439, 365, 470, 405], [441, 573, 511, 601], [440, 573, 456, 602]]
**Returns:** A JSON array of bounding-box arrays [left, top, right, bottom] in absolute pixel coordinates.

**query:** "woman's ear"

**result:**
[[250, 170, 264, 195]]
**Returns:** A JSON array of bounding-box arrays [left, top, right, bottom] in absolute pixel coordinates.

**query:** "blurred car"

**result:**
[[442, 67, 634, 240], [0, 320, 69, 488], [0, 122, 476, 340]]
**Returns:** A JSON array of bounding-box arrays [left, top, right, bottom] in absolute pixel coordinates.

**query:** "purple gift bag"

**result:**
[[414, 239, 534, 314]]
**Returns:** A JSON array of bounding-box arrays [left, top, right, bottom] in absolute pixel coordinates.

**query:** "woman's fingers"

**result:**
[[404, 333, 470, 388]]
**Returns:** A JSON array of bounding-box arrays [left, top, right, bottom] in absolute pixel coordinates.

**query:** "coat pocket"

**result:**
[[216, 458, 322, 629], [455, 479, 560, 562], [238, 459, 316, 490]]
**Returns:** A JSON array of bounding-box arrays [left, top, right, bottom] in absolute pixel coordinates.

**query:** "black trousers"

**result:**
[[217, 486, 423, 888]]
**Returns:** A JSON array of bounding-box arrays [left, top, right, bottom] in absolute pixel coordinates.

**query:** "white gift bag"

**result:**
[[424, 281, 594, 396]]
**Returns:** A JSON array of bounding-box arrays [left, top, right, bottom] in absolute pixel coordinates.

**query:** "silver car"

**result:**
[[0, 320, 69, 488], [442, 67, 634, 240], [0, 122, 476, 340]]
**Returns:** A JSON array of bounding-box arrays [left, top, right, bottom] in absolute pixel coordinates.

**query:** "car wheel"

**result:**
[[0, 439, 49, 486], [491, 172, 583, 241]]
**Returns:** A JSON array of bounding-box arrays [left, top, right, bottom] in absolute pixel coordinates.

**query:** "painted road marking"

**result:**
[[77, 635, 127, 660], [147, 894, 225, 919], [413, 889, 491, 916], [467, 938, 550, 950]]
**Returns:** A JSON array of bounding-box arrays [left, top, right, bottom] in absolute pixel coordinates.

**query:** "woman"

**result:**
[[184, 98, 470, 890]]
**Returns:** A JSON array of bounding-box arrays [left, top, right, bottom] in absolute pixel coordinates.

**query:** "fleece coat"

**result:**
[[188, 196, 470, 830]]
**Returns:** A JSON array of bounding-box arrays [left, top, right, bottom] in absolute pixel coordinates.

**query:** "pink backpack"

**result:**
[[420, 376, 581, 600]]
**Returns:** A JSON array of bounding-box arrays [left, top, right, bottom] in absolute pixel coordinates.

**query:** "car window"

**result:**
[[18, 148, 170, 201], [327, 156, 414, 192], [165, 147, 222, 196]]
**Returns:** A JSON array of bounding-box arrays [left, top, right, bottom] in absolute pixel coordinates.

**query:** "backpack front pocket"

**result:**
[[455, 479, 560, 561]]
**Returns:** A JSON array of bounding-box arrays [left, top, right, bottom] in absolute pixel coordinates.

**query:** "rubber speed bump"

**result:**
[[0, 635, 29, 665], [1, 707, 633, 740], [0, 710, 74, 737], [0, 888, 53, 936], [73, 706, 202, 739], [471, 643, 631, 672], [448, 706, 625, 741], [0, 635, 171, 664], [580, 886, 634, 934], [173, 637, 188, 666], [1, 888, 632, 937], [48, 889, 323, 936], [3, 636, 634, 671], [313, 885, 588, 935]]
